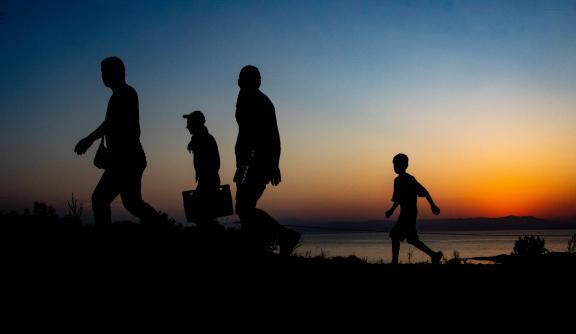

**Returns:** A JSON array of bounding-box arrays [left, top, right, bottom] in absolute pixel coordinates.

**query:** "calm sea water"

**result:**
[[294, 229, 576, 264]]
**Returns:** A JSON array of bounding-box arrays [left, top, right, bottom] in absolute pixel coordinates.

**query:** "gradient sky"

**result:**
[[1, 0, 576, 223]]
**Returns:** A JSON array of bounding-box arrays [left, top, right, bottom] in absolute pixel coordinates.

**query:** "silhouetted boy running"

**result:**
[[234, 65, 300, 255], [74, 57, 160, 226], [385, 153, 443, 265]]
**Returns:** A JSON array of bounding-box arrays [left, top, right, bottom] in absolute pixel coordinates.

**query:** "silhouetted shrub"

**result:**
[[33, 201, 58, 218], [65, 193, 83, 223], [447, 249, 466, 265], [513, 235, 548, 257]]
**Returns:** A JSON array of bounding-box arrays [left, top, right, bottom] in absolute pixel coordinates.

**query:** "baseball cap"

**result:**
[[182, 110, 205, 125]]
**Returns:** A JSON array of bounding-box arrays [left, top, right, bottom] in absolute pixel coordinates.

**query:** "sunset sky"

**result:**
[[1, 0, 576, 223]]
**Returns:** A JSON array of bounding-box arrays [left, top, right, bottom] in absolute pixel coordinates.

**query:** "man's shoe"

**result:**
[[432, 251, 443, 265], [279, 230, 301, 256]]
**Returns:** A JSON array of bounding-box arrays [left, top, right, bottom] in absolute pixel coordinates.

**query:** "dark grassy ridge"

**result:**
[[2, 209, 575, 317], [2, 214, 574, 279]]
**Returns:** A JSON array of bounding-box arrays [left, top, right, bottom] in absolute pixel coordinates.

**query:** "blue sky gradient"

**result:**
[[2, 1, 576, 222]]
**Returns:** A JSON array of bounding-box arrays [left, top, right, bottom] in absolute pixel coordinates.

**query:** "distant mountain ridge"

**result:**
[[285, 216, 576, 234]]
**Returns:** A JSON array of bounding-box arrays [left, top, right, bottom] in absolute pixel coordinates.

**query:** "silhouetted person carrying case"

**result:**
[[234, 65, 300, 255], [74, 57, 160, 226], [385, 153, 443, 265], [182, 110, 225, 231]]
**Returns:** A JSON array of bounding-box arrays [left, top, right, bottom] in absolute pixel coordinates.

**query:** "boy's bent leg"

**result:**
[[407, 239, 442, 263]]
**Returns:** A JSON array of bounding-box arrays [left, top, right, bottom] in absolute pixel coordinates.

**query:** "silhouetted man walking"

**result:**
[[74, 57, 160, 226], [184, 110, 221, 193], [183, 110, 224, 231], [234, 65, 300, 255]]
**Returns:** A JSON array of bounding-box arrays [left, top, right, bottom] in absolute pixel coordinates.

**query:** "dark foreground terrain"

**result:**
[[1, 211, 575, 322]]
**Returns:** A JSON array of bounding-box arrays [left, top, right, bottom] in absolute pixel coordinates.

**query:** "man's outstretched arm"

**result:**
[[386, 203, 399, 218], [270, 109, 281, 186], [74, 120, 106, 155]]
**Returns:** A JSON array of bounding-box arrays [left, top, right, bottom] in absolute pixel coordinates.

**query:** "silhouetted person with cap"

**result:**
[[385, 153, 443, 265], [234, 65, 300, 255], [183, 110, 223, 231], [74, 56, 160, 226]]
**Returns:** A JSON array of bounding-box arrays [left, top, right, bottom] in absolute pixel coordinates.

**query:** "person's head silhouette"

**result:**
[[393, 153, 409, 174], [183, 110, 206, 135], [238, 65, 261, 89], [101, 56, 126, 88]]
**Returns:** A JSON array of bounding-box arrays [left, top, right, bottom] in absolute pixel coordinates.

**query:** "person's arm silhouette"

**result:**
[[269, 109, 281, 186], [418, 183, 440, 215], [74, 120, 106, 155], [426, 194, 440, 215], [271, 168, 281, 186], [386, 203, 399, 218]]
